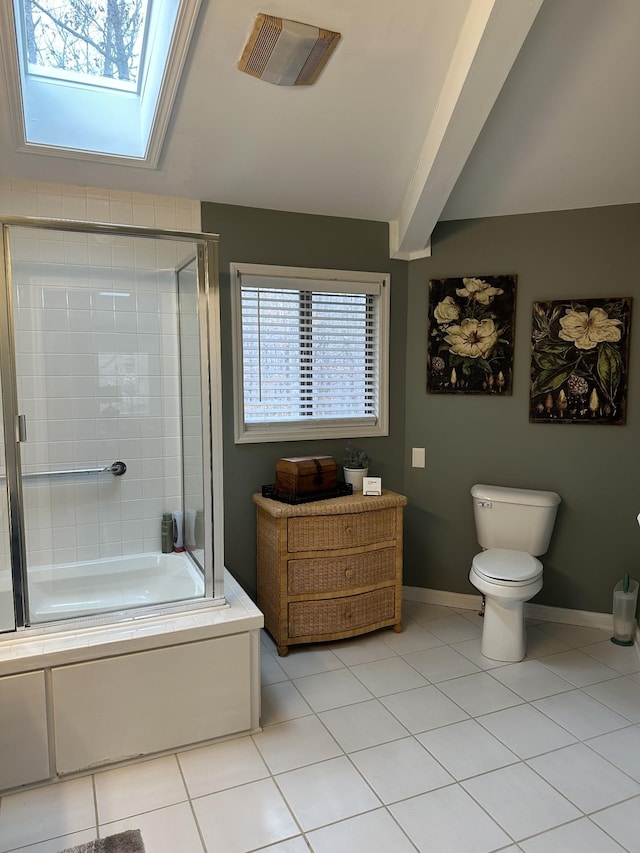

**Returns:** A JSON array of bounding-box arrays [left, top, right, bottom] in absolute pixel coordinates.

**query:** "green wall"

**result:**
[[201, 202, 408, 599], [203, 200, 639, 614], [404, 203, 640, 613]]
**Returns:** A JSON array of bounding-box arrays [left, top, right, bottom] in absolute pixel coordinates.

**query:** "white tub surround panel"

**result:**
[[53, 633, 251, 773], [0, 671, 49, 790]]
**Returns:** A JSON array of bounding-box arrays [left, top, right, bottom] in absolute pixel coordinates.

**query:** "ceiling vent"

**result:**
[[238, 14, 340, 86]]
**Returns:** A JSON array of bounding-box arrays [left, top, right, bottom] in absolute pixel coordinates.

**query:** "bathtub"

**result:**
[[0, 568, 263, 792], [27, 552, 205, 623]]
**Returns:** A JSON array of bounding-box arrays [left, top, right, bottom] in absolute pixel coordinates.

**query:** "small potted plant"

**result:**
[[343, 442, 371, 491]]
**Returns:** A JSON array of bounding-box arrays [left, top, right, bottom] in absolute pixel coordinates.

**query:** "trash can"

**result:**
[[611, 574, 639, 646]]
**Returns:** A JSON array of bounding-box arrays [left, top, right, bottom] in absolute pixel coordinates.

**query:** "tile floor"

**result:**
[[1, 600, 640, 853]]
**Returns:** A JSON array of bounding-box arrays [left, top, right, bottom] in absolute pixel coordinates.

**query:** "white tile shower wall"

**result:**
[[0, 179, 203, 569]]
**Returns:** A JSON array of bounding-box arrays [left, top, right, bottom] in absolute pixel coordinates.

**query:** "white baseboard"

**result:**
[[402, 585, 480, 611], [402, 585, 614, 631], [402, 586, 640, 658]]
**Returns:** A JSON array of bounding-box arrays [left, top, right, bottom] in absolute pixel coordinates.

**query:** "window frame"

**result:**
[[230, 262, 390, 444]]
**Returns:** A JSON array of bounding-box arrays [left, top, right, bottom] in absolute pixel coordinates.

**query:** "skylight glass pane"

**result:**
[[20, 0, 149, 91], [3, 0, 200, 162]]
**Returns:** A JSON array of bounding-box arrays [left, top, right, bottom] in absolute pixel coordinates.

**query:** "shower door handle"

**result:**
[[17, 414, 27, 443]]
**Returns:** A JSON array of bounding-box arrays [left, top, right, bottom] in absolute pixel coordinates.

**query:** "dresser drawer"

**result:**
[[287, 547, 396, 595], [287, 508, 396, 553], [288, 587, 395, 639]]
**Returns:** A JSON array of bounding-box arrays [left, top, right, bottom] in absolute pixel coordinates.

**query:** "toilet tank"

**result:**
[[471, 484, 561, 556]]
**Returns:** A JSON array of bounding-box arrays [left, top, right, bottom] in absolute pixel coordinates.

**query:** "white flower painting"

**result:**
[[427, 275, 517, 394], [530, 297, 632, 424]]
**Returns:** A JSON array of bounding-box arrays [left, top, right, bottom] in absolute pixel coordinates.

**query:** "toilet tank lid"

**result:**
[[471, 484, 561, 507]]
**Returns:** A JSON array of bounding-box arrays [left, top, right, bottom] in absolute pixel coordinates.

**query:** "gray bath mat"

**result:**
[[60, 829, 144, 853]]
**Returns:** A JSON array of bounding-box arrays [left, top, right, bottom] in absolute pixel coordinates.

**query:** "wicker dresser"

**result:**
[[253, 489, 407, 656]]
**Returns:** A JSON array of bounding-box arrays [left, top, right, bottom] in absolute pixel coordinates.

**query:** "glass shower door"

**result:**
[[0, 224, 16, 631], [0, 390, 16, 632], [177, 257, 206, 572], [3, 222, 219, 625]]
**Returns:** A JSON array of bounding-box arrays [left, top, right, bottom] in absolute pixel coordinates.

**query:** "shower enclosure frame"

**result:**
[[0, 215, 225, 631]]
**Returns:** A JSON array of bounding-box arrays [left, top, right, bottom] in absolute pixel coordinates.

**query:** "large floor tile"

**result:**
[[581, 640, 640, 674], [478, 703, 576, 758], [178, 736, 269, 799], [489, 658, 575, 700], [380, 684, 469, 733], [262, 837, 310, 853], [328, 634, 397, 666], [418, 719, 518, 780], [402, 600, 455, 623], [94, 755, 187, 824], [260, 630, 278, 654], [450, 638, 507, 670], [379, 619, 444, 654], [452, 607, 485, 626], [318, 699, 408, 752], [584, 676, 640, 722], [403, 645, 480, 682], [528, 742, 640, 812], [275, 756, 380, 831], [524, 625, 572, 658], [350, 736, 453, 803], [591, 795, 640, 852], [533, 689, 631, 739], [252, 714, 342, 774], [100, 802, 204, 853], [306, 807, 416, 853], [425, 614, 482, 644], [390, 784, 511, 853], [538, 649, 620, 687], [587, 725, 640, 782], [437, 671, 524, 716], [293, 667, 373, 712], [3, 830, 97, 853], [261, 652, 289, 685], [0, 776, 95, 853], [349, 655, 429, 696], [275, 647, 344, 679], [462, 763, 581, 840], [519, 817, 627, 852], [539, 623, 611, 648], [261, 680, 314, 725], [192, 778, 298, 853]]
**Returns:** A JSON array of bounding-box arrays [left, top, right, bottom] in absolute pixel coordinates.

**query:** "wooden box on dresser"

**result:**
[[253, 489, 407, 656]]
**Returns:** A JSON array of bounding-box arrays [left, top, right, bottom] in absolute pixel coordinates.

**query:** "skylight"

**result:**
[[1, 0, 201, 164]]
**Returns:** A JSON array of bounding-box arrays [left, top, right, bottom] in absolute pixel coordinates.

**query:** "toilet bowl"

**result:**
[[470, 549, 543, 661], [469, 484, 560, 662]]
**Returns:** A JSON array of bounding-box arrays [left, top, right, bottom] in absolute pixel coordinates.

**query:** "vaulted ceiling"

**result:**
[[0, 0, 638, 258]]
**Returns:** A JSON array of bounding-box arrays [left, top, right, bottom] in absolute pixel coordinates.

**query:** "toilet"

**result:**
[[469, 484, 561, 662]]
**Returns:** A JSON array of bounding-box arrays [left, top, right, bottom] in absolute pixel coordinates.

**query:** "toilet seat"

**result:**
[[472, 548, 542, 584]]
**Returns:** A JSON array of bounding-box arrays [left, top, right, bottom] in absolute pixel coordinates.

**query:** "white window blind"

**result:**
[[231, 264, 390, 443]]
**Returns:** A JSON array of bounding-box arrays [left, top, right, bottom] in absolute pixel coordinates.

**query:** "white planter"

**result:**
[[343, 467, 368, 491]]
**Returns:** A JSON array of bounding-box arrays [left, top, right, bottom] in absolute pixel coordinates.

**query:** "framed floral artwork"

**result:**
[[530, 297, 632, 424], [427, 275, 517, 394]]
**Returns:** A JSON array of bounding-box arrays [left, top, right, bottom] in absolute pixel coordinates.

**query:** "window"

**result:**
[[0, 0, 201, 164], [231, 263, 390, 443]]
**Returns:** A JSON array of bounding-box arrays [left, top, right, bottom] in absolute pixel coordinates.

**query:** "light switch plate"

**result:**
[[412, 447, 426, 468]]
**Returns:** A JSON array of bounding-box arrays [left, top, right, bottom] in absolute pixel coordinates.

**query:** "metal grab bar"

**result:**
[[22, 461, 127, 479]]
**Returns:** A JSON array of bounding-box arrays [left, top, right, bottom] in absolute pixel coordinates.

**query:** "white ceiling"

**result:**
[[0, 0, 638, 258]]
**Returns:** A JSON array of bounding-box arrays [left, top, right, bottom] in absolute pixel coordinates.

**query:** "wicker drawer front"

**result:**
[[287, 547, 396, 595], [287, 509, 396, 553], [288, 588, 395, 638]]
